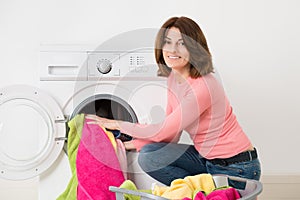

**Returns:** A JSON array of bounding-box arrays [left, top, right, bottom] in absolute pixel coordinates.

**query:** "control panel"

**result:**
[[40, 45, 158, 81], [87, 51, 158, 80]]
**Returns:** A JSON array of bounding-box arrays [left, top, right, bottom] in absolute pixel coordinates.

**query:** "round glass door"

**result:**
[[0, 85, 66, 180]]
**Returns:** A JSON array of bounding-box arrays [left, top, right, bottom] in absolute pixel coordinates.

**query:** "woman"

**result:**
[[87, 16, 261, 188]]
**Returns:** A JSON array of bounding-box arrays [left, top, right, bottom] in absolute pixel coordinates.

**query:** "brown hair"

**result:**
[[155, 16, 214, 78]]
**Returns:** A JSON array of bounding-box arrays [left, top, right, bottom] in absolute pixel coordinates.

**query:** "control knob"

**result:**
[[96, 59, 112, 74]]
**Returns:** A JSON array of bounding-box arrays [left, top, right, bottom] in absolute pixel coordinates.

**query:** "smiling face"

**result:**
[[162, 27, 190, 76]]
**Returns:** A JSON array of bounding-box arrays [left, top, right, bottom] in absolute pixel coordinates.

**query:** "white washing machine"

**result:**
[[0, 43, 169, 199]]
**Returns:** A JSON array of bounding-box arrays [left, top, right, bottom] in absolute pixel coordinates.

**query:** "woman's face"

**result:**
[[162, 27, 190, 73]]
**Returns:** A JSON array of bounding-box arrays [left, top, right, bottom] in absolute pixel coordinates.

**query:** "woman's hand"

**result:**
[[85, 114, 121, 130], [123, 141, 136, 150], [86, 114, 136, 150]]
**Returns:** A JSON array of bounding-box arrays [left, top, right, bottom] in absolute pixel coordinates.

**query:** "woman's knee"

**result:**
[[139, 142, 167, 153], [138, 143, 166, 171]]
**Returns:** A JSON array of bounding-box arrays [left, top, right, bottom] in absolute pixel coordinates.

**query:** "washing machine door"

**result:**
[[0, 85, 66, 180]]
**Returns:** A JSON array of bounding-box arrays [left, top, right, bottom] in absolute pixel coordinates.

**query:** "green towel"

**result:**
[[119, 180, 152, 200], [57, 114, 85, 200]]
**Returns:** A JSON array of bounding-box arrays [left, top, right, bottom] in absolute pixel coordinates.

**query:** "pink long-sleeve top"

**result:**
[[120, 71, 251, 159]]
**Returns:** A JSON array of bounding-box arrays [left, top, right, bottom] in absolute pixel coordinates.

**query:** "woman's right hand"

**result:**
[[86, 114, 122, 131]]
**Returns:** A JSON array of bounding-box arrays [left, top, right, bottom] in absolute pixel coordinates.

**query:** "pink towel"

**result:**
[[183, 188, 240, 200], [182, 192, 206, 200], [76, 119, 125, 200], [205, 188, 240, 200]]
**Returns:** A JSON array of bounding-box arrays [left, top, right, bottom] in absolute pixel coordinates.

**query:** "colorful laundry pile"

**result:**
[[119, 173, 240, 200], [57, 114, 127, 200]]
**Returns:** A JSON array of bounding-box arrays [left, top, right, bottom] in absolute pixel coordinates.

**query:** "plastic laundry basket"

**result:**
[[109, 175, 263, 200]]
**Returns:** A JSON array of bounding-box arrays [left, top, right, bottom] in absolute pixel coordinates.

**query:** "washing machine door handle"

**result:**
[[54, 117, 69, 123], [0, 84, 66, 181], [55, 137, 68, 141]]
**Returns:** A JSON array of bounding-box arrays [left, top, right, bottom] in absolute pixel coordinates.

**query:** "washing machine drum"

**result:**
[[0, 85, 66, 180]]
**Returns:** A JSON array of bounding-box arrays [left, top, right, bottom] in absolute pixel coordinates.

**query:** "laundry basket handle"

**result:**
[[220, 175, 263, 200]]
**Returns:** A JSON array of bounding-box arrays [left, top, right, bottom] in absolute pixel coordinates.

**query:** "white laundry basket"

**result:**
[[109, 175, 262, 200]]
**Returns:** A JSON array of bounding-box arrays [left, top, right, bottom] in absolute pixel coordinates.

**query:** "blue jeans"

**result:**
[[138, 143, 261, 189]]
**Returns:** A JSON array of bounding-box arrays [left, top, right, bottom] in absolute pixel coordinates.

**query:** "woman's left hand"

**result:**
[[123, 141, 136, 150], [85, 114, 121, 130]]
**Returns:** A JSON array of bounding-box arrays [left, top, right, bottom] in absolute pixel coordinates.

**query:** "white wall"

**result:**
[[1, 0, 300, 198]]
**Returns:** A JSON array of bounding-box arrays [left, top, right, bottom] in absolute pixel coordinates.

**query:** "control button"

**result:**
[[96, 59, 112, 74]]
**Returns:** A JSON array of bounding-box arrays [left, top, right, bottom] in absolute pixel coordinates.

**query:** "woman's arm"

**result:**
[[86, 78, 212, 143], [120, 87, 209, 142]]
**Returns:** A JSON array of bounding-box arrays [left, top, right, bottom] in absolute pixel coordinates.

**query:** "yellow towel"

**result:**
[[152, 184, 168, 196], [152, 173, 215, 199], [102, 127, 117, 151], [160, 178, 194, 199], [184, 174, 215, 195]]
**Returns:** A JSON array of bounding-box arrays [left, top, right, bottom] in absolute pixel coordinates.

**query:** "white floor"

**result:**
[[1, 172, 300, 200], [259, 175, 300, 200]]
